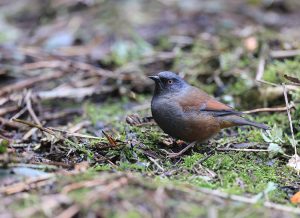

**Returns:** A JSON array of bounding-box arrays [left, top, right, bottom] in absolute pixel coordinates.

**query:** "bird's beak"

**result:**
[[148, 75, 160, 81]]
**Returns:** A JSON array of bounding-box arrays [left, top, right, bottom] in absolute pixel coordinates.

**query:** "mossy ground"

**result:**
[[5, 31, 300, 217], [1, 1, 300, 216]]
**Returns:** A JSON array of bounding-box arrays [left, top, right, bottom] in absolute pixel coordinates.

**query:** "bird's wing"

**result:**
[[178, 87, 242, 117]]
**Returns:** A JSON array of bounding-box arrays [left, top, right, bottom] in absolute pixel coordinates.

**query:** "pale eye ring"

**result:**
[[167, 80, 173, 84]]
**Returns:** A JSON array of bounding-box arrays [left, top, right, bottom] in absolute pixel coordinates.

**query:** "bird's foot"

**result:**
[[166, 141, 196, 158]]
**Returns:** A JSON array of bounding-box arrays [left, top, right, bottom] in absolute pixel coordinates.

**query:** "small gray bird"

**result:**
[[149, 71, 269, 157]]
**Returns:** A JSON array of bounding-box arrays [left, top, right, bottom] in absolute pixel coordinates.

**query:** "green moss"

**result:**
[[183, 153, 205, 169], [69, 188, 91, 202], [177, 204, 206, 218], [85, 100, 126, 125], [264, 58, 300, 83], [117, 161, 148, 172], [94, 164, 113, 171], [10, 195, 40, 211], [120, 210, 143, 218]]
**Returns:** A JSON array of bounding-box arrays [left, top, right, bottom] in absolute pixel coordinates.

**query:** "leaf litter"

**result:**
[[0, 0, 300, 217]]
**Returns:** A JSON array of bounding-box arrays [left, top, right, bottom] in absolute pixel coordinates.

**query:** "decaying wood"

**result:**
[[0, 175, 53, 195], [0, 71, 68, 97]]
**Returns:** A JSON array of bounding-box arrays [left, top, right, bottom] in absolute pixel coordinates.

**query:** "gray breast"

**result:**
[[151, 96, 187, 139]]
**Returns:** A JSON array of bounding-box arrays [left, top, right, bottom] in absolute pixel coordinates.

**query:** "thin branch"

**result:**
[[0, 175, 53, 195], [255, 44, 279, 87], [282, 84, 298, 158], [255, 44, 267, 81], [10, 107, 27, 121], [243, 102, 295, 114], [49, 127, 103, 140], [13, 118, 56, 135], [25, 91, 42, 126], [148, 156, 165, 171], [216, 148, 268, 152], [270, 49, 300, 58], [61, 178, 107, 194]]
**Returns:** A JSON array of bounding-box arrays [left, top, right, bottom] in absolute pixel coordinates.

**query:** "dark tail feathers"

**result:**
[[220, 116, 270, 130], [242, 119, 270, 130]]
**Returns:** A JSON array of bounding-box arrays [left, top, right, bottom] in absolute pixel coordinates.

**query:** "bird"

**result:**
[[149, 71, 269, 157]]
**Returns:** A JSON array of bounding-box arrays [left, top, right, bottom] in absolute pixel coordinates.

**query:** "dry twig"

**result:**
[[25, 91, 42, 126], [216, 148, 268, 152], [61, 178, 107, 194], [0, 71, 68, 97], [282, 84, 298, 165], [148, 156, 165, 171], [0, 175, 53, 195], [243, 102, 295, 114], [270, 49, 300, 58]]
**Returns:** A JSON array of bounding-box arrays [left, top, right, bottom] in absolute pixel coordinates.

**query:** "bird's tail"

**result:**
[[241, 119, 270, 130], [219, 116, 270, 130]]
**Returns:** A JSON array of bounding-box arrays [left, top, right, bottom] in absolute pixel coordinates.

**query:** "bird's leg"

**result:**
[[167, 141, 197, 158]]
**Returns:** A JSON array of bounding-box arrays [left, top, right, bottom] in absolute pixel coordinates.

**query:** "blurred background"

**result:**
[[1, 0, 300, 217], [0, 0, 299, 101]]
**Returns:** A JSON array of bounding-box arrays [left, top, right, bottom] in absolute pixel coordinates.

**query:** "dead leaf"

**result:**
[[291, 191, 300, 204], [284, 74, 300, 85], [125, 114, 154, 126], [287, 154, 300, 172], [102, 131, 118, 147], [74, 161, 89, 172]]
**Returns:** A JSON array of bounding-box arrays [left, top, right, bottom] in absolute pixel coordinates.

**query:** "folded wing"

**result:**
[[178, 87, 242, 117]]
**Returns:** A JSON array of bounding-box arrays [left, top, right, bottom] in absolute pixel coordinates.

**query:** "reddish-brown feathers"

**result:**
[[178, 87, 232, 113]]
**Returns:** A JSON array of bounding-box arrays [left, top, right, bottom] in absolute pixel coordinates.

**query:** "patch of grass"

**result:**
[[183, 153, 204, 169], [9, 195, 40, 211], [264, 57, 300, 83], [69, 188, 91, 203], [117, 161, 148, 172], [85, 100, 127, 125], [199, 152, 296, 198]]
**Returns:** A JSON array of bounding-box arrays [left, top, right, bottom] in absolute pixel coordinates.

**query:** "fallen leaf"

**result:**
[[125, 114, 154, 126], [162, 138, 174, 146], [291, 191, 300, 204], [267, 143, 284, 154], [102, 131, 118, 147], [287, 154, 300, 172], [74, 161, 90, 172], [284, 74, 300, 84]]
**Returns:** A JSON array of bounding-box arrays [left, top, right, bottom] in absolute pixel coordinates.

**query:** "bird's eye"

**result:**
[[167, 80, 173, 84]]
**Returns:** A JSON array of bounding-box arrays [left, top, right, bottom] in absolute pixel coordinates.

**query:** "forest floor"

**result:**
[[0, 0, 300, 217]]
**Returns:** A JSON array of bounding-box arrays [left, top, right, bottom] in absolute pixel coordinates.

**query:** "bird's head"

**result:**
[[149, 71, 188, 95]]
